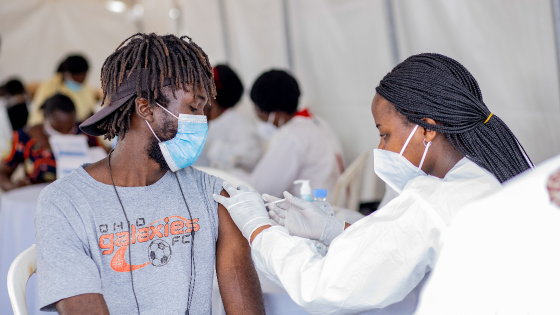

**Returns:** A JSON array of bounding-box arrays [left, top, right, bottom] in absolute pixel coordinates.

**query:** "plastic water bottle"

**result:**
[[313, 189, 335, 216], [312, 189, 334, 255]]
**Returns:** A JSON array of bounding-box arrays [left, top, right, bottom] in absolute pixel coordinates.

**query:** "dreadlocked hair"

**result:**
[[376, 53, 533, 183], [97, 33, 216, 140]]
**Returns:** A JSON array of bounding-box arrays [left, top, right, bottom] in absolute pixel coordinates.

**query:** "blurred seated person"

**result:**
[[247, 70, 343, 197], [2, 78, 29, 130], [199, 65, 263, 172], [29, 54, 96, 125], [0, 94, 101, 191]]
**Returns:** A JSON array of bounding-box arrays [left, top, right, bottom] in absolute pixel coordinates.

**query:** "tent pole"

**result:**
[[173, 0, 183, 35], [282, 0, 294, 70], [551, 0, 560, 97], [217, 0, 232, 64], [385, 0, 400, 66]]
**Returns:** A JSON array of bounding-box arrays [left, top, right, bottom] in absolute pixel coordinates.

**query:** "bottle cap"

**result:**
[[313, 189, 327, 199]]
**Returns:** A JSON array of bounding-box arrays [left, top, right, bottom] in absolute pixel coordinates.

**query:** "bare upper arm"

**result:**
[[215, 189, 265, 314], [56, 293, 109, 315]]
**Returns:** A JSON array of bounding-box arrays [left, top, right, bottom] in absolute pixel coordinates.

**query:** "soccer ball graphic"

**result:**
[[148, 239, 172, 267]]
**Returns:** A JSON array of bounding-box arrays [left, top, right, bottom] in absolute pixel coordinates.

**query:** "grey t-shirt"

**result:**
[[35, 165, 224, 314]]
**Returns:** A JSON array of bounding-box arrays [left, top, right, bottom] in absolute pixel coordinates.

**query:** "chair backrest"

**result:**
[[194, 167, 255, 191], [330, 151, 370, 211], [7, 244, 37, 315]]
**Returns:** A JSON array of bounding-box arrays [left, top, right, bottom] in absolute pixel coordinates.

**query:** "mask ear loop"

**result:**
[[145, 103, 178, 142], [399, 125, 419, 156], [417, 139, 432, 173], [145, 120, 162, 142], [156, 103, 179, 119]]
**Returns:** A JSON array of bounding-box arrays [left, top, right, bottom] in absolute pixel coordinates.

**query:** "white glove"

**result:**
[[213, 181, 271, 242], [264, 191, 345, 246]]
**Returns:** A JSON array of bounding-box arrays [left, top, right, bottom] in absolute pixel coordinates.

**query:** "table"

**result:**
[[0, 184, 48, 315], [0, 183, 308, 315]]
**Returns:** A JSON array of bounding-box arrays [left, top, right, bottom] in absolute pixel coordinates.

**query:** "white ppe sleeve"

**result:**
[[251, 191, 447, 315]]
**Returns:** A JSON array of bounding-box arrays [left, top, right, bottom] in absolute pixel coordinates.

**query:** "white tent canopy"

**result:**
[[1, 0, 559, 195]]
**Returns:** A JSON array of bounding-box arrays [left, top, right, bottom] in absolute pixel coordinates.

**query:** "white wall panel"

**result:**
[[393, 0, 560, 164], [0, 0, 136, 87]]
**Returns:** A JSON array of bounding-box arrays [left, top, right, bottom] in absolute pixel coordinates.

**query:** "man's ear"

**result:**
[[135, 97, 154, 122], [421, 118, 438, 143]]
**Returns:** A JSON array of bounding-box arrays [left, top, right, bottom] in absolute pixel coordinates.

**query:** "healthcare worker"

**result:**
[[198, 65, 263, 172], [213, 54, 534, 315], [247, 69, 343, 197], [415, 155, 560, 315]]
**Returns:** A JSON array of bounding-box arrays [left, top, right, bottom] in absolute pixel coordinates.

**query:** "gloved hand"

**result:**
[[213, 181, 271, 242], [264, 191, 345, 246]]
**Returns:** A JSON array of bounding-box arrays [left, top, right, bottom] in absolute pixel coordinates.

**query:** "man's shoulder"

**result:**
[[177, 167, 224, 192], [182, 166, 223, 182], [37, 169, 88, 207]]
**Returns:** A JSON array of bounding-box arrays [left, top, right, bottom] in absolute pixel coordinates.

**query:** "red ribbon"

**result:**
[[295, 108, 313, 118]]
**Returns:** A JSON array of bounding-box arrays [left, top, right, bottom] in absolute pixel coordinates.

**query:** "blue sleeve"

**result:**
[[35, 185, 102, 311]]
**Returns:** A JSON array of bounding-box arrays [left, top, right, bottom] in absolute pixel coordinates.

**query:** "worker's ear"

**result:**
[[135, 97, 154, 122], [420, 118, 438, 143]]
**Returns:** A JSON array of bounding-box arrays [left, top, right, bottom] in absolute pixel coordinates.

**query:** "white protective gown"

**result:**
[[249, 115, 343, 197], [252, 158, 501, 315], [0, 98, 13, 156], [415, 155, 560, 315], [202, 109, 263, 172]]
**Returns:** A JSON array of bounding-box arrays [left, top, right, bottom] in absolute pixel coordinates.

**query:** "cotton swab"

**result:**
[[264, 199, 286, 207]]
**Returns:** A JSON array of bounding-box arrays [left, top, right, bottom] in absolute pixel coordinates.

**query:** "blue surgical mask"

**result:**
[[65, 78, 83, 92], [145, 104, 208, 172]]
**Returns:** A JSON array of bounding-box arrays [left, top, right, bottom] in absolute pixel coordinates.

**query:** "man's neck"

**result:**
[[107, 137, 168, 187]]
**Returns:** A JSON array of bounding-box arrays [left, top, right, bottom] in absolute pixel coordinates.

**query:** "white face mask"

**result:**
[[373, 125, 432, 193], [257, 112, 278, 140]]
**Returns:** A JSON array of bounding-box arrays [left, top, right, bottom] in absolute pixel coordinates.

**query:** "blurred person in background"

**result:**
[[1, 78, 30, 130], [0, 93, 100, 191], [29, 54, 96, 125], [248, 69, 343, 197], [198, 64, 263, 172]]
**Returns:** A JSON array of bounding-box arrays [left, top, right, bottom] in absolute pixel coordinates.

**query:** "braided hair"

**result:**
[[97, 33, 216, 140], [376, 53, 532, 183]]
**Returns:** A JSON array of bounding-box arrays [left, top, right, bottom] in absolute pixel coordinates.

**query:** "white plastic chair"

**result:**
[[194, 166, 255, 191], [330, 151, 370, 211], [7, 244, 37, 315]]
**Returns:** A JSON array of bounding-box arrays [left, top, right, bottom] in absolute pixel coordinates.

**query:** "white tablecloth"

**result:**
[[0, 184, 48, 315], [0, 183, 307, 315]]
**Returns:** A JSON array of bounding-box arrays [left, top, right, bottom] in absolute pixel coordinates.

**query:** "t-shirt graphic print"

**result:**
[[99, 215, 200, 272]]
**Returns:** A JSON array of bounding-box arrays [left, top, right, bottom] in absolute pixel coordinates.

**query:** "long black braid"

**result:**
[[376, 53, 533, 183], [97, 33, 216, 140]]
